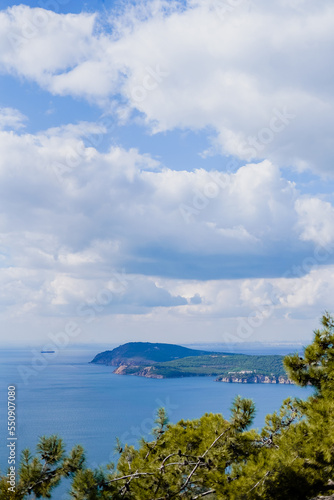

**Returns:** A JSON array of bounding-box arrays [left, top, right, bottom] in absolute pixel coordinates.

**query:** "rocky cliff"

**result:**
[[113, 364, 163, 379], [216, 374, 294, 384]]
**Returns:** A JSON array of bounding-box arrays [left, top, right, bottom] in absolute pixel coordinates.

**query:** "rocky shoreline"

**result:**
[[92, 343, 287, 382], [112, 365, 294, 383], [216, 374, 295, 384], [113, 365, 164, 378]]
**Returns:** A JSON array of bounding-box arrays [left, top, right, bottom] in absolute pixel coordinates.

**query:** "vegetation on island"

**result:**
[[2, 313, 334, 499], [91, 342, 287, 382], [91, 342, 217, 366], [146, 353, 286, 380]]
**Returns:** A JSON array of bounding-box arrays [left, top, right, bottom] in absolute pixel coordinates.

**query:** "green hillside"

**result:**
[[91, 341, 223, 366], [91, 342, 288, 382], [150, 353, 286, 378]]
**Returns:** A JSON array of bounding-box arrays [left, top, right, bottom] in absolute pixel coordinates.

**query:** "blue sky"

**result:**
[[1, 0, 334, 346]]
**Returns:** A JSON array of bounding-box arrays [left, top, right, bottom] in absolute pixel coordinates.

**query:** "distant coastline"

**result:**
[[91, 342, 294, 384]]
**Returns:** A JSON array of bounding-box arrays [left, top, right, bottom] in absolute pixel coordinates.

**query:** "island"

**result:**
[[91, 342, 295, 384]]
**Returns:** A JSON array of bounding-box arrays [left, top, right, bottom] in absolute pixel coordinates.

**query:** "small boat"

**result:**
[[40, 350, 55, 353]]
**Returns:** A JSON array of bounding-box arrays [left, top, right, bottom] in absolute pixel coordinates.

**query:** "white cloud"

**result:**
[[295, 198, 334, 246], [0, 107, 27, 130], [0, 122, 329, 269], [0, 2, 334, 173], [1, 1, 333, 345], [157, 263, 334, 322], [0, 118, 333, 334], [0, 6, 96, 81]]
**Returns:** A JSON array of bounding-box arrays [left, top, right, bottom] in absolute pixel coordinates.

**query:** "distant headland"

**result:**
[[91, 342, 294, 384]]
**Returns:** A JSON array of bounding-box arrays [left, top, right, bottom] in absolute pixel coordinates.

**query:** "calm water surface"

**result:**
[[0, 348, 312, 495]]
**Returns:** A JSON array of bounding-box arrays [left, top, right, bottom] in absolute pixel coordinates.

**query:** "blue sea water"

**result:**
[[0, 347, 312, 498]]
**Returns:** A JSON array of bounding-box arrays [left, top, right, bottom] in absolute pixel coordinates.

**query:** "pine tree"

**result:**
[[0, 436, 85, 499]]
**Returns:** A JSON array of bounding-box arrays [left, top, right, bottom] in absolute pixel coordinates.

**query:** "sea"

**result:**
[[0, 345, 312, 498]]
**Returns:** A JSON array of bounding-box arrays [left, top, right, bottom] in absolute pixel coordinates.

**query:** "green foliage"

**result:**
[[152, 407, 169, 437], [0, 436, 85, 499], [91, 342, 217, 366], [92, 342, 287, 380], [3, 314, 334, 499], [120, 353, 286, 379], [69, 396, 256, 500], [284, 311, 334, 390], [157, 354, 285, 378]]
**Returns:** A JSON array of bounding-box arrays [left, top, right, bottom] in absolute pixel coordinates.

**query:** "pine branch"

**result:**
[[106, 471, 155, 485], [177, 426, 231, 494], [22, 467, 60, 495], [192, 489, 216, 499], [247, 470, 270, 494]]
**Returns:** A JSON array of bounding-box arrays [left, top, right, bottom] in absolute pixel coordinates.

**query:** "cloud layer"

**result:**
[[1, 1, 334, 344], [0, 120, 333, 340], [1, 1, 334, 174]]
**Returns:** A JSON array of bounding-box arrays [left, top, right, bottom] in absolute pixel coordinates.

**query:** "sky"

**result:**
[[0, 0, 334, 347]]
